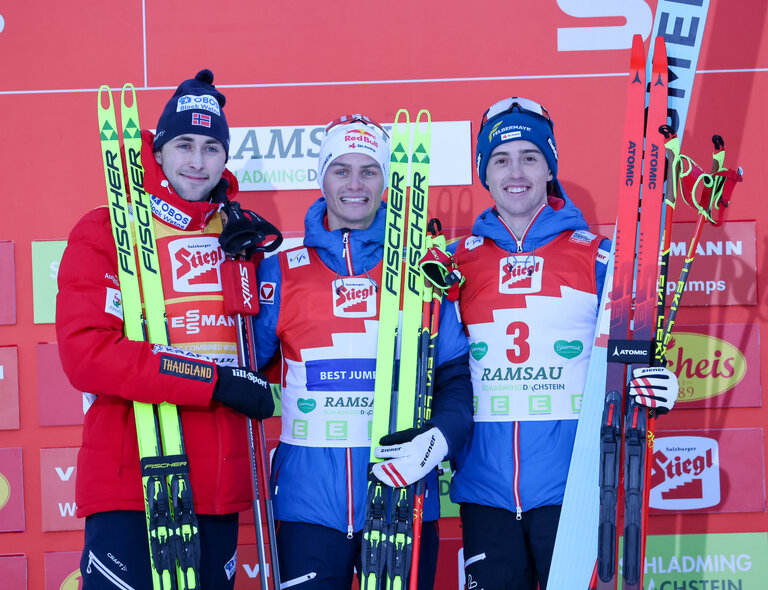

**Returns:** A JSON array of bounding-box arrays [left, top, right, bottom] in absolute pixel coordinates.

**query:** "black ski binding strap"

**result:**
[[219, 200, 283, 258]]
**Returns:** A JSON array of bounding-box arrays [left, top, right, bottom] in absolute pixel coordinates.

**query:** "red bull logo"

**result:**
[[333, 278, 377, 318], [498, 257, 543, 294], [345, 129, 379, 148]]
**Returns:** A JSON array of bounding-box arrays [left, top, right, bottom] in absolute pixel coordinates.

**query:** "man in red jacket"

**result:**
[[56, 70, 274, 589]]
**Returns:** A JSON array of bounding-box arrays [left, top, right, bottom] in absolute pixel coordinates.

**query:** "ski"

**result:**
[[99, 84, 200, 590], [621, 36, 668, 590], [361, 110, 433, 590], [361, 109, 411, 590], [594, 34, 648, 590]]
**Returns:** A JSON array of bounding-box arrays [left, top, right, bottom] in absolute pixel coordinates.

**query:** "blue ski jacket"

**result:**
[[254, 197, 472, 535], [449, 185, 610, 515]]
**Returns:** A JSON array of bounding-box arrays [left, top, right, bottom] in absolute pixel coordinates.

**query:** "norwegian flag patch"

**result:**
[[192, 112, 212, 128]]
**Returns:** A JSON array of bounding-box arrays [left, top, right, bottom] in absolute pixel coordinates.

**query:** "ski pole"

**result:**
[[409, 219, 446, 590], [659, 134, 743, 355], [220, 201, 283, 590]]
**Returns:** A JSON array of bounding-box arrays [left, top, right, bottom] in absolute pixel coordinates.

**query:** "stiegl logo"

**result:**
[[333, 278, 377, 318], [649, 435, 720, 510]]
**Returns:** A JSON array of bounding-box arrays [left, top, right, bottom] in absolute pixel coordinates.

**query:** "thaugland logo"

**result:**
[[650, 435, 720, 510], [333, 278, 377, 318]]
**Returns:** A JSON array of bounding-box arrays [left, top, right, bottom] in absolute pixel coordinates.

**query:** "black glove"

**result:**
[[212, 365, 275, 420], [219, 200, 283, 259]]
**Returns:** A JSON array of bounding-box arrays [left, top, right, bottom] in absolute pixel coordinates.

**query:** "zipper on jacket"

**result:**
[[342, 230, 354, 276], [495, 203, 546, 253], [346, 447, 354, 538], [512, 422, 523, 520]]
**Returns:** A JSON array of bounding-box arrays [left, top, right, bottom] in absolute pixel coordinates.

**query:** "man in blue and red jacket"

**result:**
[[449, 97, 679, 590], [253, 114, 473, 589]]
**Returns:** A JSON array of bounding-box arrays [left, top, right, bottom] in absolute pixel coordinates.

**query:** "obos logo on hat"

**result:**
[[153, 69, 230, 158]]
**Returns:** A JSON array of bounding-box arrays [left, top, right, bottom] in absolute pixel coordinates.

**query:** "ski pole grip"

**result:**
[[221, 259, 259, 316]]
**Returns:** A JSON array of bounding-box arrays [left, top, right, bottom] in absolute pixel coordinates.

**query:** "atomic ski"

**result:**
[[99, 85, 200, 590], [361, 109, 433, 590]]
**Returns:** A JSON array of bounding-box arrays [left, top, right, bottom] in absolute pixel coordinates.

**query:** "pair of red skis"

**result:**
[[593, 35, 743, 590]]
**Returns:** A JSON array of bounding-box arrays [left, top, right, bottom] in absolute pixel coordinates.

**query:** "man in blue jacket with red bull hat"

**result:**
[[449, 97, 679, 590], [253, 113, 473, 589]]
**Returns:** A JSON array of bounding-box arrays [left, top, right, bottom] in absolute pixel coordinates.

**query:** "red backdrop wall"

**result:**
[[0, 1, 766, 588]]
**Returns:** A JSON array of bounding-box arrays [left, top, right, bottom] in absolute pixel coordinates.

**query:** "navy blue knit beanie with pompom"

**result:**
[[153, 69, 230, 158]]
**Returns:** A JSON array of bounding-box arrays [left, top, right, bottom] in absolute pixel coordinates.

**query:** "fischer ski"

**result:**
[[99, 85, 200, 590], [361, 109, 433, 590]]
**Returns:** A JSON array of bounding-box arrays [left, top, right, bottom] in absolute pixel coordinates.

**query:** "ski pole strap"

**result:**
[[419, 218, 465, 299], [219, 200, 283, 257], [676, 135, 744, 226], [221, 258, 259, 316], [660, 125, 682, 210]]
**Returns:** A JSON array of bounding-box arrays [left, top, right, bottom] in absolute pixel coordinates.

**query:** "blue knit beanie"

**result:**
[[153, 69, 230, 158], [475, 97, 558, 189]]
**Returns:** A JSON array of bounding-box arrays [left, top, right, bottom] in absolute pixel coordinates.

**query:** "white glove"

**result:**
[[628, 366, 678, 414], [372, 426, 448, 488]]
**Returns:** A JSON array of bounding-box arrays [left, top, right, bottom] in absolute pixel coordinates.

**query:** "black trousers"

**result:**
[[461, 503, 562, 590], [276, 519, 439, 589], [80, 510, 239, 589]]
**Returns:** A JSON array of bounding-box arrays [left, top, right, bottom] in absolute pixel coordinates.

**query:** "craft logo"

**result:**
[[649, 435, 720, 510], [345, 128, 379, 149], [665, 333, 747, 402], [499, 256, 543, 294], [192, 112, 212, 128], [177, 94, 221, 115], [169, 237, 224, 293], [333, 278, 377, 318]]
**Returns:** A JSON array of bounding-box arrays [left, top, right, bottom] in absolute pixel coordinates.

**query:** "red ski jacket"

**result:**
[[56, 131, 252, 517]]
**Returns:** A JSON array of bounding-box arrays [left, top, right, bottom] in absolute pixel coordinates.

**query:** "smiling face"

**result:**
[[153, 134, 227, 202], [322, 152, 384, 231], [485, 140, 553, 235]]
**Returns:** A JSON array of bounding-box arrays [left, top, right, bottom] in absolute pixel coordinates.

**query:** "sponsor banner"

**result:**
[[592, 221, 756, 307], [0, 447, 25, 532], [36, 343, 84, 427], [226, 121, 472, 191], [650, 429, 765, 514], [0, 241, 15, 325], [165, 235, 226, 295], [31, 240, 66, 324], [0, 555, 27, 589], [666, 323, 760, 409], [438, 460, 460, 518], [234, 544, 274, 589], [0, 346, 20, 430], [619, 532, 768, 589], [39, 447, 82, 531], [44, 551, 81, 590]]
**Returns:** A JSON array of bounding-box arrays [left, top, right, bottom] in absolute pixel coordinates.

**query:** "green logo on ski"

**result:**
[[412, 143, 430, 164], [391, 143, 409, 164], [470, 342, 488, 361], [297, 398, 316, 413], [554, 340, 583, 359]]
